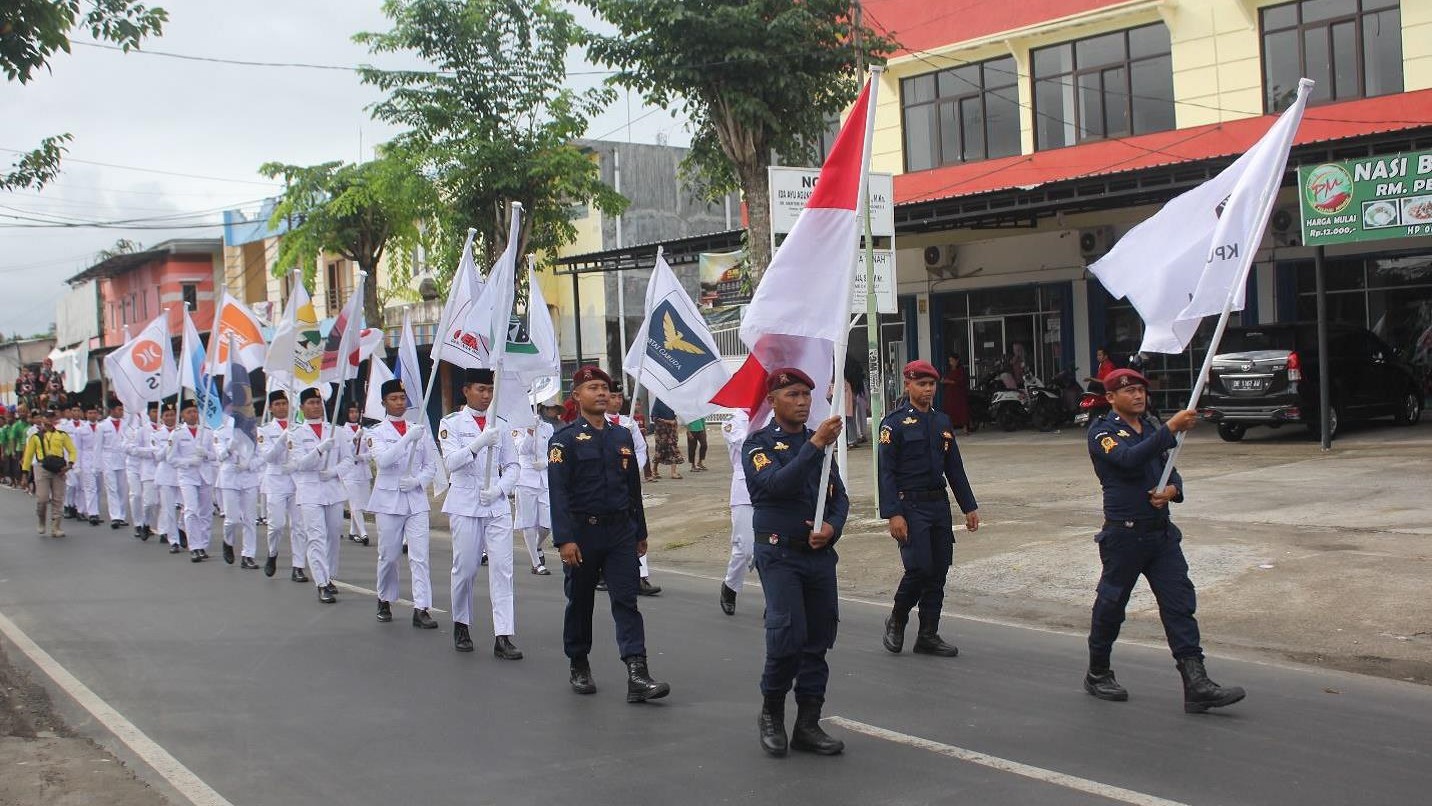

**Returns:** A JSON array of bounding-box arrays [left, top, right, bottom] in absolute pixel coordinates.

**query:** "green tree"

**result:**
[[580, 0, 894, 280], [355, 0, 626, 278], [1, 0, 167, 190], [260, 150, 436, 327]]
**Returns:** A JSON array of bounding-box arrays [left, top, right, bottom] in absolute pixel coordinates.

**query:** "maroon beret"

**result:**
[[571, 365, 612, 389], [766, 367, 815, 393], [902, 360, 940, 381], [1104, 368, 1149, 391]]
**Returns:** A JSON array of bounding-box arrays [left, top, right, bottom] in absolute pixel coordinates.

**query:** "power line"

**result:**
[[0, 147, 280, 187]]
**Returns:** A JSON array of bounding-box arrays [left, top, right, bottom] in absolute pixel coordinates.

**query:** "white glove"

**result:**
[[214, 446, 230, 463], [399, 476, 421, 492], [402, 423, 425, 444], [478, 485, 501, 506], [534, 451, 549, 471], [468, 427, 500, 456], [318, 434, 335, 452], [318, 468, 338, 481]]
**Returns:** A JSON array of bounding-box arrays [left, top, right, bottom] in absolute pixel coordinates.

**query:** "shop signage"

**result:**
[[768, 167, 895, 237], [1298, 150, 1432, 246]]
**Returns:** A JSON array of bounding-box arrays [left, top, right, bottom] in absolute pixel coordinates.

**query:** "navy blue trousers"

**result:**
[[892, 499, 955, 621], [562, 519, 646, 660], [754, 542, 838, 700], [1087, 522, 1202, 664]]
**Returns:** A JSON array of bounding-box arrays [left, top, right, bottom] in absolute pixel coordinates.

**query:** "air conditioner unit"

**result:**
[[1270, 206, 1300, 247], [1078, 227, 1116, 260], [923, 244, 957, 275]]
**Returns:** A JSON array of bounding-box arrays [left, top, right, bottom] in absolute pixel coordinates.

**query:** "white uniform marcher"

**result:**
[[721, 410, 756, 606], [440, 406, 520, 644], [366, 416, 438, 618], [167, 420, 215, 558], [611, 412, 658, 587], [289, 418, 354, 597], [141, 418, 171, 541], [58, 417, 82, 514], [96, 413, 129, 525], [77, 418, 103, 521], [214, 422, 264, 566], [340, 421, 372, 543], [259, 418, 306, 578], [123, 414, 146, 534], [512, 420, 553, 574]]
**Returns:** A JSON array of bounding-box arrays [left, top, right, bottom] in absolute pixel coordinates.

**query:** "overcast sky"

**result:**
[[0, 0, 688, 338]]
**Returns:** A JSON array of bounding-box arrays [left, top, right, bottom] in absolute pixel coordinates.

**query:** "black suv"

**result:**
[[1198, 322, 1423, 441]]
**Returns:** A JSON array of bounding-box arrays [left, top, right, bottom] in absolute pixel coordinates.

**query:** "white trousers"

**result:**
[[343, 477, 370, 538], [157, 483, 179, 539], [724, 504, 755, 593], [65, 468, 79, 507], [140, 478, 160, 531], [81, 470, 101, 517], [97, 468, 127, 522], [376, 512, 431, 610], [222, 487, 259, 558], [515, 486, 550, 567], [450, 513, 514, 635], [300, 502, 343, 587], [265, 491, 304, 567], [125, 469, 143, 524], [180, 483, 214, 551]]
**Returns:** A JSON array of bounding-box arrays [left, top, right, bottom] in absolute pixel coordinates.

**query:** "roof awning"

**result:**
[[552, 229, 744, 275]]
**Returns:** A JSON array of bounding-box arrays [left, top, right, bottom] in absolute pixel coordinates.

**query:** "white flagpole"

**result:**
[[813, 67, 881, 528], [625, 246, 661, 448], [483, 203, 522, 488]]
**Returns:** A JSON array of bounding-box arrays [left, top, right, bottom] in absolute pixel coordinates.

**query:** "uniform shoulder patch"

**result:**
[[879, 426, 892, 444], [367, 437, 374, 448], [1099, 435, 1118, 454], [257, 434, 264, 444], [751, 452, 772, 472], [548, 446, 563, 464], [439, 428, 448, 439]]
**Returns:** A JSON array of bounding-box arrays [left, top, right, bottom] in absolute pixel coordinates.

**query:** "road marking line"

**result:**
[[331, 580, 447, 614], [825, 716, 1190, 806], [0, 610, 235, 806]]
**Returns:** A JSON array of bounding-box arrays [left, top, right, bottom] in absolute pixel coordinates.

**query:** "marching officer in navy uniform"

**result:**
[[1084, 368, 1245, 713], [878, 359, 979, 658], [549, 365, 669, 703], [744, 367, 849, 758]]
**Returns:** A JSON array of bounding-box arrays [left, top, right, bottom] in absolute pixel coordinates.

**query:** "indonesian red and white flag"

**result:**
[[714, 78, 877, 421], [206, 292, 267, 375], [319, 272, 367, 386]]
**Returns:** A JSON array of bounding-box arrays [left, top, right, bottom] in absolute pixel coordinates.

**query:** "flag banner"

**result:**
[[104, 311, 178, 408], [319, 273, 367, 386], [460, 207, 522, 373], [432, 235, 487, 369], [180, 309, 224, 429], [207, 292, 267, 375], [263, 281, 321, 391], [364, 354, 395, 422], [397, 309, 423, 423], [717, 78, 875, 422], [222, 337, 258, 456], [1090, 79, 1313, 354], [623, 251, 729, 422], [503, 264, 561, 383]]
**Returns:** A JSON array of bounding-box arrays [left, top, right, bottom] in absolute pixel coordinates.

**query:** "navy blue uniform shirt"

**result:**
[[876, 404, 978, 519], [1087, 411, 1185, 521], [547, 416, 648, 544], [742, 421, 850, 542]]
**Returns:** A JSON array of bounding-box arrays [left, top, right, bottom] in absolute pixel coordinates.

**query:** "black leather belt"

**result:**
[[761, 533, 834, 552], [579, 511, 629, 526], [1103, 518, 1170, 533], [898, 488, 947, 502]]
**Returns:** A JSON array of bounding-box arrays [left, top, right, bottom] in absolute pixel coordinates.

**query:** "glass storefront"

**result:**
[[934, 283, 1072, 391], [1291, 252, 1432, 396], [1102, 298, 1242, 413]]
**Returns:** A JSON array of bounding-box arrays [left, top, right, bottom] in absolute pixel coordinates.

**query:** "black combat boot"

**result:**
[[569, 656, 596, 695], [882, 609, 908, 653], [1177, 657, 1245, 713], [624, 656, 670, 703], [376, 600, 392, 623], [1084, 655, 1129, 702], [453, 623, 474, 653], [758, 692, 788, 757], [911, 614, 959, 657], [494, 636, 524, 660], [719, 583, 737, 616], [789, 698, 844, 755]]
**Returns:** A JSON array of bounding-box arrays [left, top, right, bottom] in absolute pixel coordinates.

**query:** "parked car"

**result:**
[[1198, 323, 1423, 441]]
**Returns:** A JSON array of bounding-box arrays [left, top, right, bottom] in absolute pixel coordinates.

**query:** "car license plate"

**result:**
[[1229, 377, 1264, 392]]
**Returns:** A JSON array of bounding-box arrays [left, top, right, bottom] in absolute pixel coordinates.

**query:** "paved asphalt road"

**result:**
[[1, 491, 1429, 806]]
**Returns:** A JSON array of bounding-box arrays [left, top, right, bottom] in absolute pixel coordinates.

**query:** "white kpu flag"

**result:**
[[1091, 79, 1314, 354], [363, 353, 395, 422], [104, 311, 178, 408], [623, 249, 729, 422], [432, 232, 487, 370]]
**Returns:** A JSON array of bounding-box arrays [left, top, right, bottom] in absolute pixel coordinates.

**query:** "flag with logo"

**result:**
[[715, 77, 878, 420], [104, 311, 178, 408], [624, 250, 728, 422], [319, 272, 367, 386], [180, 308, 223, 429], [221, 336, 258, 458], [1090, 79, 1313, 354], [432, 234, 487, 369], [206, 292, 267, 375], [264, 280, 322, 391], [462, 207, 522, 375], [503, 261, 560, 384]]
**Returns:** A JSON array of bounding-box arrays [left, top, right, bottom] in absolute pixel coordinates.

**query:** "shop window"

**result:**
[[181, 283, 198, 312], [1032, 23, 1174, 150], [1261, 0, 1402, 113], [901, 55, 1021, 172]]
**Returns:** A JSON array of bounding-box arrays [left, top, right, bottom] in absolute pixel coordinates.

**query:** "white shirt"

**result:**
[[257, 419, 295, 495], [723, 410, 751, 508], [97, 416, 128, 472], [166, 425, 215, 487], [365, 418, 437, 516], [340, 422, 372, 482], [288, 421, 353, 507], [512, 420, 553, 490], [439, 406, 518, 518]]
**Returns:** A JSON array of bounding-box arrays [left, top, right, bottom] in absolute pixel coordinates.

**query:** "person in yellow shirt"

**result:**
[[23, 410, 78, 537]]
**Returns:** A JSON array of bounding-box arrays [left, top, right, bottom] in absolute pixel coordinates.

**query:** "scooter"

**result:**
[[1029, 367, 1082, 431], [1074, 376, 1110, 428]]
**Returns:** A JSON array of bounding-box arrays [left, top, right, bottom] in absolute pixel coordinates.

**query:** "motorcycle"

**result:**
[[1074, 385, 1110, 427], [964, 368, 1005, 432], [1029, 367, 1082, 431]]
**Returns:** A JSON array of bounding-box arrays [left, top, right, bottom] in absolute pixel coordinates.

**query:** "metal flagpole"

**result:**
[[813, 66, 881, 528], [625, 246, 661, 448], [483, 203, 522, 488]]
